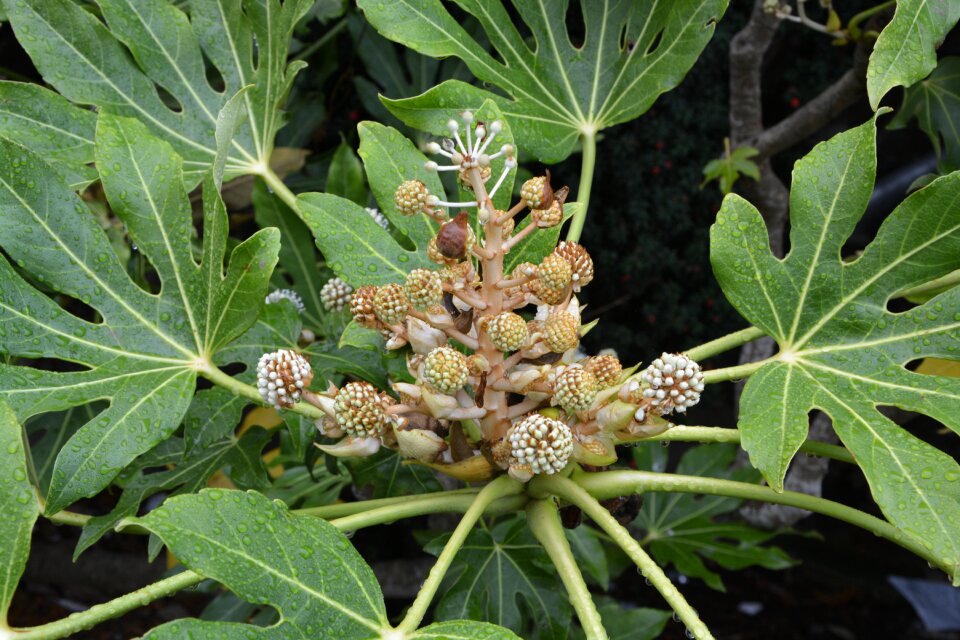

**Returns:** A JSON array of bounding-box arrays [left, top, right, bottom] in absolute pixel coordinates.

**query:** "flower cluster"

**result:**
[[256, 112, 703, 482]]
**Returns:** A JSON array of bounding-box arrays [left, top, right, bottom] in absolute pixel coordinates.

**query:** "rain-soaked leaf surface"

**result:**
[[711, 117, 960, 582], [0, 401, 39, 626], [0, 113, 278, 514], [360, 0, 729, 163], [2, 0, 312, 185], [867, 0, 960, 110], [136, 489, 522, 639], [889, 56, 960, 173]]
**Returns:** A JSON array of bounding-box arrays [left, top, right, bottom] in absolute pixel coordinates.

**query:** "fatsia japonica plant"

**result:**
[[0, 0, 959, 639]]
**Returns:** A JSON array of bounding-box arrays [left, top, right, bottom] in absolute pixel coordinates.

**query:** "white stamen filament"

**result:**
[[476, 129, 498, 156], [486, 162, 513, 201]]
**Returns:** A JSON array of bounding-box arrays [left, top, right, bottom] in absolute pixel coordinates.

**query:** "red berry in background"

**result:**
[[654, 140, 665, 151], [706, 297, 714, 309], [348, 109, 360, 121], [647, 313, 657, 325], [789, 96, 800, 109], [664, 160, 673, 170], [651, 166, 661, 176]]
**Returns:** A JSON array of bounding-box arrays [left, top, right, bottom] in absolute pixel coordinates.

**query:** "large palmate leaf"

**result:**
[[359, 0, 729, 162], [0, 82, 97, 191], [711, 117, 960, 582], [632, 443, 792, 591], [866, 0, 960, 110], [2, 0, 311, 186], [889, 57, 960, 173], [0, 112, 278, 514], [424, 516, 572, 640], [347, 449, 443, 498], [134, 489, 520, 639], [0, 401, 39, 628]]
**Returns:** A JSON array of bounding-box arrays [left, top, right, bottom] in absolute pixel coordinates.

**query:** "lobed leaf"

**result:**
[[866, 0, 960, 110], [0, 401, 38, 627], [711, 116, 960, 581], [361, 0, 729, 162], [889, 56, 960, 173], [0, 112, 278, 514], [136, 489, 522, 639], [2, 0, 311, 185]]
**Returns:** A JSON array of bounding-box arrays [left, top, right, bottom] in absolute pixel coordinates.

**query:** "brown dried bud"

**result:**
[[350, 285, 380, 328], [554, 241, 594, 290], [436, 211, 474, 260]]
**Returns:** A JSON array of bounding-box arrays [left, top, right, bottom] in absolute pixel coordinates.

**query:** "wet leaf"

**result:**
[[889, 56, 960, 173], [712, 116, 960, 581]]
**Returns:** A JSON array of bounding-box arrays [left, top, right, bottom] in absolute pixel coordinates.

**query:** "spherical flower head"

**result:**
[[404, 269, 443, 311], [422, 346, 469, 395], [459, 165, 491, 191], [501, 215, 515, 237], [486, 312, 528, 352], [507, 414, 573, 478], [350, 285, 379, 327], [640, 353, 705, 415], [538, 253, 573, 291], [256, 349, 313, 409], [532, 200, 563, 228], [334, 381, 387, 438], [373, 283, 410, 326], [553, 366, 598, 413], [554, 241, 594, 291], [585, 355, 622, 388], [265, 289, 305, 313], [544, 311, 580, 353], [520, 175, 553, 209], [320, 277, 353, 312], [395, 180, 430, 216]]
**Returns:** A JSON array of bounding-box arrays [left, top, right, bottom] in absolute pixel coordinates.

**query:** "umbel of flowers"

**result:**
[[257, 113, 704, 482]]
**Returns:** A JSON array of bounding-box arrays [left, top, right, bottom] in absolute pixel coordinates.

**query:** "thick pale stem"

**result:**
[[501, 221, 538, 252], [566, 130, 597, 243], [526, 499, 608, 640], [261, 167, 301, 217], [200, 361, 323, 419], [573, 469, 949, 575], [701, 356, 776, 384], [645, 426, 855, 463], [396, 475, 523, 633], [328, 493, 527, 532], [684, 326, 766, 361], [532, 474, 713, 640]]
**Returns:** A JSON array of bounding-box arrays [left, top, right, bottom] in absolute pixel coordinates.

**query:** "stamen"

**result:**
[[452, 129, 469, 155], [487, 159, 516, 201], [476, 129, 499, 156], [472, 124, 486, 155]]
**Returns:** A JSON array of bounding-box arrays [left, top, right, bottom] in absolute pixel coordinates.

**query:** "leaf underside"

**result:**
[[889, 57, 960, 173], [0, 113, 278, 514], [360, 0, 729, 163], [1, 0, 311, 186], [711, 117, 960, 581]]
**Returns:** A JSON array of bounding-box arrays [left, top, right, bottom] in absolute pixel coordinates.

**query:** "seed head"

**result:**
[[350, 285, 379, 327], [553, 366, 598, 413], [486, 312, 528, 352], [554, 241, 594, 290], [256, 349, 313, 409], [532, 201, 563, 228], [520, 174, 554, 209], [585, 355, 622, 388], [334, 381, 387, 438], [265, 289, 305, 313], [422, 346, 469, 394], [544, 311, 580, 353], [373, 283, 410, 326], [320, 278, 353, 311], [538, 253, 573, 291], [531, 278, 567, 305], [439, 261, 472, 284], [394, 180, 431, 216], [507, 414, 573, 477], [640, 353, 705, 415], [404, 269, 443, 311]]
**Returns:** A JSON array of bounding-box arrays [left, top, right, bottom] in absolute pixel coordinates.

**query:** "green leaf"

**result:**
[[576, 597, 670, 640], [412, 621, 522, 639], [503, 202, 578, 274], [701, 144, 759, 195], [0, 113, 279, 514], [866, 0, 960, 110], [346, 448, 442, 498], [3, 0, 311, 185], [361, 0, 729, 162], [711, 116, 960, 581], [0, 401, 39, 627], [565, 526, 610, 590], [889, 57, 960, 172], [327, 142, 368, 205], [134, 489, 390, 639], [253, 181, 328, 330], [424, 516, 572, 640], [25, 404, 98, 498], [633, 444, 793, 591], [267, 464, 349, 509], [0, 81, 97, 190]]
